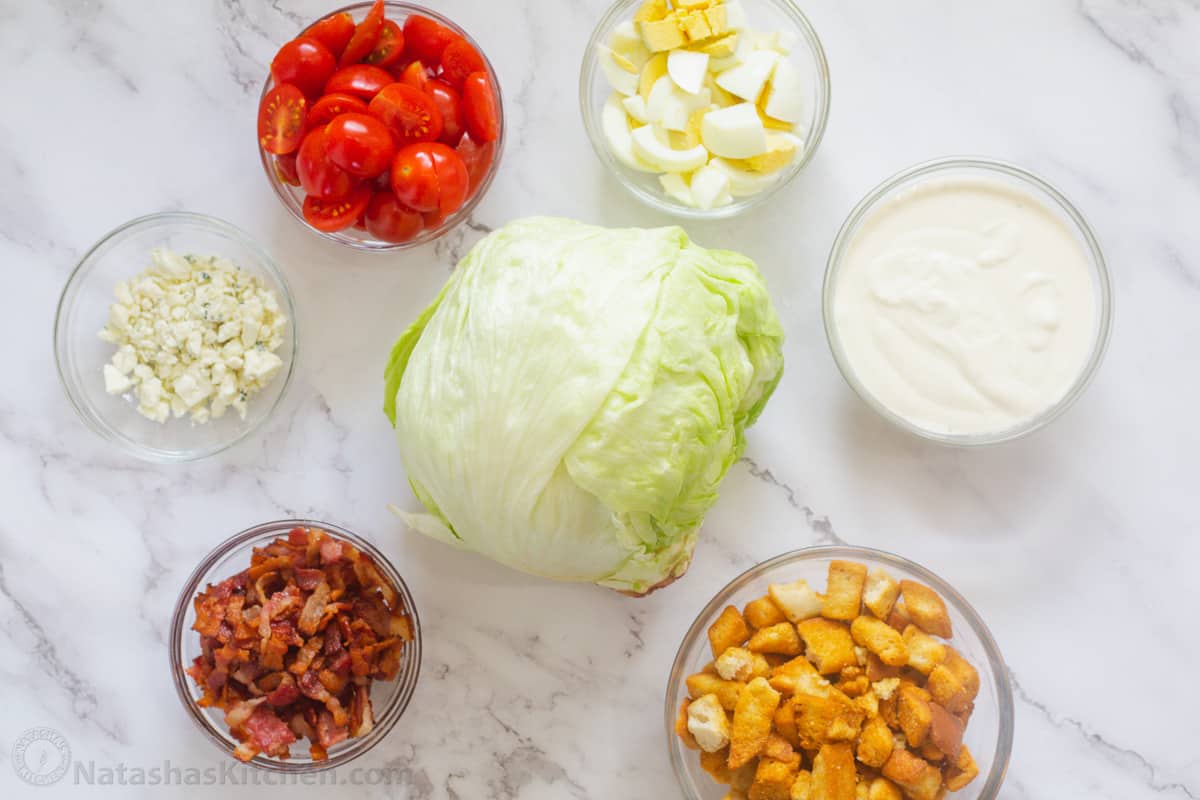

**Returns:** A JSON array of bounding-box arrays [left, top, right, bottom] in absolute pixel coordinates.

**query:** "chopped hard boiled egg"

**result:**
[[597, 0, 808, 209]]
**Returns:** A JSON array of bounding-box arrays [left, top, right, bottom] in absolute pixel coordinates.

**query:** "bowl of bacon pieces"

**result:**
[[170, 520, 421, 771], [666, 546, 1013, 800]]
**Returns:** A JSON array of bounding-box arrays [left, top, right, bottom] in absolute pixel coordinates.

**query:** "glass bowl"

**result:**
[[822, 157, 1113, 446], [169, 519, 422, 773], [580, 0, 830, 219], [666, 546, 1013, 800], [54, 212, 297, 463], [259, 1, 504, 251]]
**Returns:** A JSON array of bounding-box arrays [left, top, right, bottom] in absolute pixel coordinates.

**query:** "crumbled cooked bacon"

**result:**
[[187, 527, 412, 761]]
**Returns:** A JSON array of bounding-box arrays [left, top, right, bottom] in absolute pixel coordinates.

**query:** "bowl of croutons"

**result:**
[[667, 546, 1013, 800]]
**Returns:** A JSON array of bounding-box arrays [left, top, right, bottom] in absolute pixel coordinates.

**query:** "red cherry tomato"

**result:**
[[455, 131, 495, 191], [439, 38, 485, 88], [304, 12, 356, 60], [324, 64, 395, 99], [395, 60, 431, 91], [296, 127, 357, 200], [461, 71, 500, 143], [303, 184, 372, 232], [391, 142, 468, 216], [274, 152, 300, 186], [258, 83, 307, 155], [364, 19, 405, 68], [364, 191, 424, 243], [402, 15, 457, 63], [368, 83, 443, 145], [270, 36, 336, 97], [426, 79, 464, 144], [307, 92, 369, 128], [324, 112, 396, 178], [340, 0, 385, 66]]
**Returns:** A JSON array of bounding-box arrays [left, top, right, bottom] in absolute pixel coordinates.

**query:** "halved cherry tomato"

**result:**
[[258, 83, 307, 155], [368, 83, 442, 145], [307, 92, 369, 128], [296, 127, 357, 199], [304, 12, 356, 60], [402, 15, 457, 63], [391, 142, 468, 216], [439, 38, 485, 88], [455, 131, 495, 191], [274, 152, 300, 186], [303, 184, 372, 232], [364, 19, 405, 68], [324, 113, 395, 178], [324, 64, 394, 99], [364, 191, 424, 243], [461, 71, 500, 143], [426, 79, 464, 144], [270, 36, 336, 97], [395, 60, 431, 91], [339, 0, 385, 66]]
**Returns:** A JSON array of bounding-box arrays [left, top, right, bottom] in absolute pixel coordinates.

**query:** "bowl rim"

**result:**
[[168, 518, 423, 773], [53, 211, 299, 463], [258, 0, 505, 251], [821, 156, 1114, 446], [579, 0, 832, 220], [665, 544, 1014, 800]]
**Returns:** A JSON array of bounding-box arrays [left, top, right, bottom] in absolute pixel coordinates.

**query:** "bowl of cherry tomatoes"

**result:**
[[257, 0, 503, 250]]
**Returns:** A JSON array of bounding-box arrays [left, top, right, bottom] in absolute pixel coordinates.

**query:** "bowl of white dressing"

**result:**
[[823, 158, 1112, 445]]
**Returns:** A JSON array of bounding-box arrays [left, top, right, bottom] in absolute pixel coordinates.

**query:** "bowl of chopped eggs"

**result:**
[[580, 0, 830, 217], [666, 546, 1013, 800], [54, 212, 298, 462]]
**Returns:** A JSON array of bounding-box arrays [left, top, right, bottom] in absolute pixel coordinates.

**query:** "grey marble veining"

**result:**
[[1, 0, 1196, 797]]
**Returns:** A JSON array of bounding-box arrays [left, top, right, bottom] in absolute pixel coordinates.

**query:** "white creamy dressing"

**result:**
[[832, 177, 1097, 436]]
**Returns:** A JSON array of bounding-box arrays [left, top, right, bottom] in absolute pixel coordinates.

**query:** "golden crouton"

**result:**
[[689, 693, 733, 752], [927, 701, 963, 760], [749, 757, 800, 800], [854, 781, 870, 800], [790, 771, 812, 800], [901, 625, 947, 675], [749, 622, 804, 656], [897, 684, 933, 747], [811, 743, 857, 800], [774, 702, 800, 748], [717, 647, 772, 681], [770, 656, 832, 696], [871, 677, 900, 702], [866, 777, 902, 800], [881, 750, 942, 800], [836, 674, 870, 698], [769, 580, 825, 623], [853, 689, 879, 719], [797, 618, 858, 675], [877, 692, 899, 729], [822, 561, 868, 621], [916, 739, 944, 762], [862, 568, 900, 619], [885, 599, 912, 633], [850, 616, 908, 667], [711, 605, 752, 657], [925, 650, 979, 714], [702, 747, 758, 789], [793, 690, 865, 750], [856, 715, 894, 768], [943, 745, 979, 791], [866, 653, 902, 682], [730, 677, 783, 768], [763, 734, 799, 765], [898, 581, 951, 639], [676, 698, 700, 749], [745, 595, 789, 629], [688, 672, 745, 711]]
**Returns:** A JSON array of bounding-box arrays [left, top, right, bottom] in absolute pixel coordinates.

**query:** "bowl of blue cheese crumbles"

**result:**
[[55, 213, 297, 462]]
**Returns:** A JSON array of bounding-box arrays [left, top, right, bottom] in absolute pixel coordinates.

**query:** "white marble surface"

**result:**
[[1, 0, 1197, 797]]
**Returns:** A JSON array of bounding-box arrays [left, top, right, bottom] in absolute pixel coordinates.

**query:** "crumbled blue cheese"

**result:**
[[98, 248, 287, 424]]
